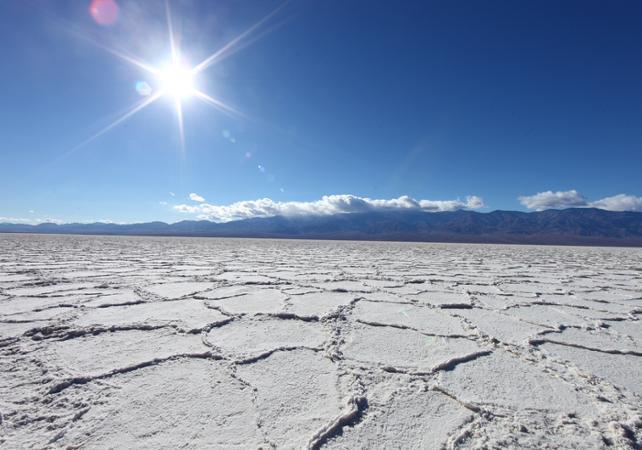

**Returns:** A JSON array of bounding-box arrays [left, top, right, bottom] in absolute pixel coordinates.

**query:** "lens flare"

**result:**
[[135, 81, 152, 96], [89, 0, 119, 26]]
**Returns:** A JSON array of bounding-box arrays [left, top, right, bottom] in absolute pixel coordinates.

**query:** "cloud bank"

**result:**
[[519, 190, 642, 212], [174, 194, 485, 222]]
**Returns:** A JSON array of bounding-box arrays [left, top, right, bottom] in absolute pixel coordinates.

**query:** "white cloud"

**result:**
[[173, 194, 485, 222], [518, 190, 587, 210], [0, 216, 64, 225], [169, 192, 176, 197], [519, 190, 642, 212], [189, 192, 205, 203], [0, 216, 33, 224], [43, 218, 65, 225], [590, 194, 642, 212]]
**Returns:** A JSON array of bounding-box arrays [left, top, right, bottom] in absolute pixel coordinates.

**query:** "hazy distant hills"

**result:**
[[1, 208, 642, 246]]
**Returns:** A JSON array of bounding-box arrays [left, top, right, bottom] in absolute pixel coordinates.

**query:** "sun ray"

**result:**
[[175, 97, 186, 156], [165, 0, 179, 65], [99, 44, 160, 76], [191, 1, 288, 76], [65, 90, 164, 157], [68, 26, 159, 75], [193, 90, 245, 119]]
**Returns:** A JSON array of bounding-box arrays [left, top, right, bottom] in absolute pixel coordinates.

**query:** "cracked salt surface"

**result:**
[[288, 291, 357, 318], [206, 316, 326, 359], [342, 323, 488, 374], [73, 299, 229, 332], [0, 234, 641, 448], [325, 380, 473, 449], [352, 300, 471, 337], [59, 358, 264, 448]]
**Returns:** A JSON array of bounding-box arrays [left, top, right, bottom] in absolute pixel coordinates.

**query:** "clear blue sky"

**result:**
[[1, 0, 641, 223]]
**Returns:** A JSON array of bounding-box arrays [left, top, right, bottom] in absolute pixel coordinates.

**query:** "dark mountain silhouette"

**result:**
[[1, 208, 641, 246]]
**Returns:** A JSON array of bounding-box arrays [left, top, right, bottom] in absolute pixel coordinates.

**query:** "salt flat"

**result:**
[[0, 234, 641, 449]]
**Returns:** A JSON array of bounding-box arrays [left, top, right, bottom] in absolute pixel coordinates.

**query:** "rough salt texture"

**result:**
[[0, 234, 641, 449]]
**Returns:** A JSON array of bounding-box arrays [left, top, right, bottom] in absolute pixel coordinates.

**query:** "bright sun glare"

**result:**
[[159, 64, 194, 99], [68, 1, 285, 157]]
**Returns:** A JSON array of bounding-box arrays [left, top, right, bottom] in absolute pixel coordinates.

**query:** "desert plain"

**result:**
[[0, 234, 641, 448]]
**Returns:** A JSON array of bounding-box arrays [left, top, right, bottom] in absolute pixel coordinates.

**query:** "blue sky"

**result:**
[[1, 0, 641, 223]]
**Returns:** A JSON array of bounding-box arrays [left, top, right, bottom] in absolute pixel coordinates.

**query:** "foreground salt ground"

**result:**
[[0, 235, 641, 449]]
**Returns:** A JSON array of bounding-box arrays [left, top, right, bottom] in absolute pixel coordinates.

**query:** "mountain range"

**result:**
[[1, 208, 642, 246]]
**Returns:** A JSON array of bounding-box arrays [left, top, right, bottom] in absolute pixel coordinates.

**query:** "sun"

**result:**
[[67, 1, 286, 157], [158, 63, 194, 99]]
